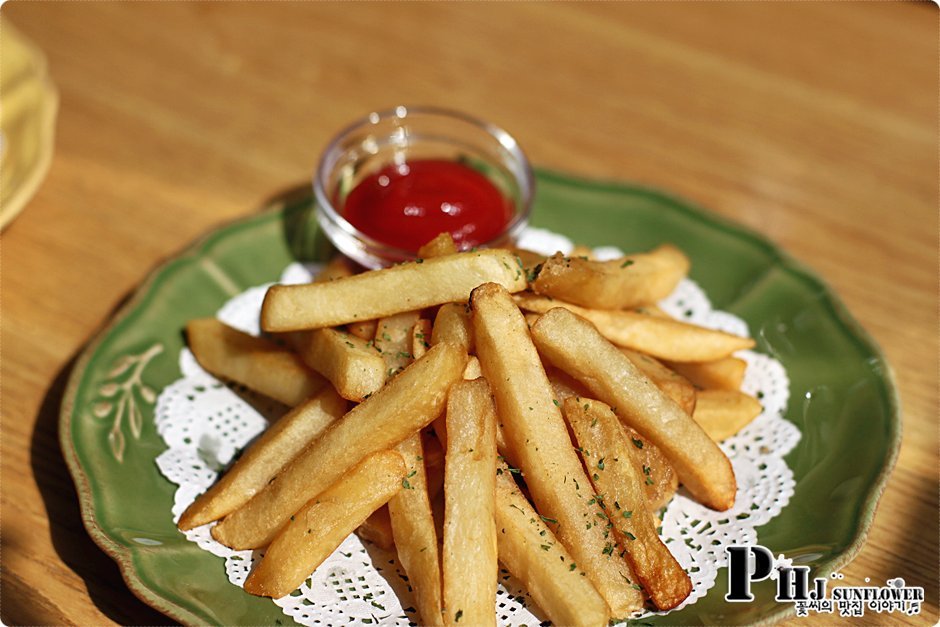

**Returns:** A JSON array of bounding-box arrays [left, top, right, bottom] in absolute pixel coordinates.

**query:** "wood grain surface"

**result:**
[[1, 3, 935, 626]]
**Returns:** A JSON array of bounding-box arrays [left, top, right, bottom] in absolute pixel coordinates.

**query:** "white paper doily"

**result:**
[[155, 227, 798, 625]]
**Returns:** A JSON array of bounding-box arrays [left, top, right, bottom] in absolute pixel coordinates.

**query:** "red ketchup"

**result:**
[[341, 159, 513, 253]]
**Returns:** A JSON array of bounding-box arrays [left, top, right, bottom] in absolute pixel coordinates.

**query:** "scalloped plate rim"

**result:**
[[59, 169, 901, 626]]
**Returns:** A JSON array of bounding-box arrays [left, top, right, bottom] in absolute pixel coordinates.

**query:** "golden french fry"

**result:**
[[546, 366, 590, 402], [621, 348, 697, 415], [624, 426, 679, 512], [212, 342, 468, 549], [545, 367, 678, 511], [442, 379, 498, 627], [186, 318, 326, 407], [316, 255, 357, 283], [430, 372, 508, 467], [545, 366, 679, 511], [470, 283, 643, 617], [667, 357, 748, 391], [564, 398, 692, 611], [494, 461, 610, 627], [357, 505, 395, 551], [531, 245, 690, 310], [634, 304, 670, 318], [431, 302, 473, 353], [348, 319, 378, 341], [530, 308, 736, 511], [261, 249, 527, 332], [462, 356, 482, 380], [515, 293, 754, 361], [551, 352, 697, 420], [428, 315, 483, 456], [412, 319, 433, 359], [289, 328, 385, 402], [178, 386, 346, 530], [692, 389, 763, 441], [418, 232, 459, 258], [508, 247, 545, 274], [375, 311, 422, 378], [390, 433, 444, 627], [243, 450, 405, 598]]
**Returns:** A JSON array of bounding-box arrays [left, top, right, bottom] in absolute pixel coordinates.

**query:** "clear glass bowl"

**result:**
[[313, 106, 534, 268]]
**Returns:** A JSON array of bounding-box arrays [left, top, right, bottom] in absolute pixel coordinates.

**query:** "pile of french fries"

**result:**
[[177, 234, 762, 626]]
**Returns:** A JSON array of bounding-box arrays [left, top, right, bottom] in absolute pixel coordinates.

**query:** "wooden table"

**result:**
[[1, 3, 935, 625]]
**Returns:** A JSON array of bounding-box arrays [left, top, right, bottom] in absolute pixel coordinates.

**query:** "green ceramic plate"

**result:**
[[61, 170, 899, 626]]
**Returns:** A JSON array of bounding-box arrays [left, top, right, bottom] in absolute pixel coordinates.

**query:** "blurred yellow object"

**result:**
[[1, 22, 58, 230]]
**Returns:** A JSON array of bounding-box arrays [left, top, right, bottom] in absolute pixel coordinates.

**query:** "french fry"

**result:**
[[261, 249, 527, 332], [667, 357, 748, 391], [523, 312, 541, 330], [515, 294, 754, 361], [243, 450, 406, 598], [621, 348, 697, 415], [550, 351, 696, 417], [178, 386, 346, 530], [372, 306, 437, 588], [462, 356, 482, 380], [316, 246, 381, 345], [186, 318, 326, 407], [494, 461, 610, 627], [546, 366, 590, 402], [564, 398, 692, 611], [412, 319, 433, 359], [212, 342, 468, 549], [414, 318, 460, 460], [531, 245, 689, 310], [411, 318, 454, 456], [692, 389, 763, 441], [390, 433, 444, 626], [348, 319, 378, 341], [289, 328, 385, 402], [544, 368, 678, 510], [530, 308, 736, 511], [429, 303, 475, 444], [508, 247, 545, 273], [418, 232, 459, 258], [470, 283, 643, 617], [634, 304, 670, 318], [375, 311, 422, 378], [390, 316, 444, 626], [625, 426, 679, 512], [357, 506, 395, 551], [316, 255, 357, 283], [442, 379, 498, 627], [431, 372, 510, 471], [431, 303, 473, 353]]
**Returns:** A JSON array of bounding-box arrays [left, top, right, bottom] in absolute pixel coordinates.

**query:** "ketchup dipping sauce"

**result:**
[[342, 159, 514, 253], [314, 107, 534, 269]]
